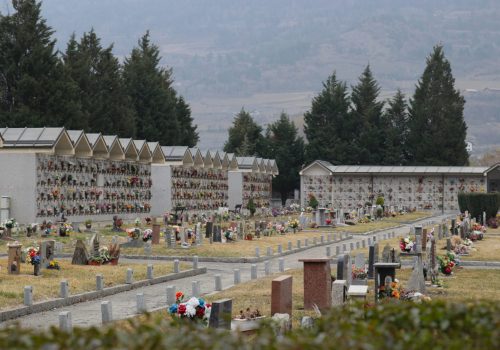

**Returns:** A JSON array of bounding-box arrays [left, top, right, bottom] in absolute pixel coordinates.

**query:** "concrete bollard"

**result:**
[[333, 233, 338, 241], [297, 240, 301, 249], [305, 238, 309, 247], [136, 293, 146, 313], [234, 269, 241, 285], [326, 246, 331, 257], [368, 238, 372, 246], [327, 234, 332, 242], [277, 244, 283, 254], [251, 264, 258, 279], [214, 274, 222, 291], [279, 258, 285, 272], [264, 261, 270, 276], [147, 264, 154, 280], [193, 256, 199, 270], [174, 259, 180, 273], [350, 242, 354, 251], [59, 311, 72, 332], [255, 247, 260, 258], [362, 240, 366, 249], [166, 285, 176, 305], [355, 242, 360, 250], [288, 241, 292, 251], [343, 243, 347, 252], [60, 280, 69, 298], [24, 286, 33, 306], [191, 280, 201, 297], [373, 235, 377, 242], [96, 274, 104, 291], [336, 246, 340, 256], [383, 234, 387, 240], [321, 235, 324, 244], [267, 247, 273, 257], [101, 301, 112, 324], [126, 268, 134, 284]]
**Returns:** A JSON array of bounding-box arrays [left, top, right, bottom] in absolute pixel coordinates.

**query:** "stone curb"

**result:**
[[349, 224, 405, 237], [399, 259, 500, 267], [0, 267, 206, 323]]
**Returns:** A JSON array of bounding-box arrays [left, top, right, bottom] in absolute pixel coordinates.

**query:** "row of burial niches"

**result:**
[[243, 173, 272, 207], [36, 154, 152, 217], [171, 165, 228, 210]]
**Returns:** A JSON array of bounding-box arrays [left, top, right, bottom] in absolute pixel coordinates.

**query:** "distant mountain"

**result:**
[[2, 0, 500, 153]]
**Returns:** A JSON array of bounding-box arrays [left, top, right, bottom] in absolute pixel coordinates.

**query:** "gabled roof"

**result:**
[[236, 156, 259, 171], [119, 138, 138, 161], [148, 142, 165, 163], [86, 133, 109, 159], [202, 149, 214, 168], [299, 160, 334, 176], [161, 146, 193, 165], [208, 150, 222, 169], [226, 153, 239, 170], [190, 148, 205, 167], [133, 140, 152, 163], [269, 159, 279, 175], [67, 130, 92, 157], [0, 127, 74, 155], [101, 135, 124, 160]]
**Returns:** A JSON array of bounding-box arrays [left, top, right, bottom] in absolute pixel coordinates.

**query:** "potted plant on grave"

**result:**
[[108, 243, 120, 265], [25, 246, 41, 276], [85, 219, 92, 230], [289, 219, 299, 233], [233, 307, 266, 331], [351, 266, 368, 285], [142, 229, 153, 242], [47, 260, 61, 270], [247, 198, 256, 217], [88, 255, 104, 266], [399, 237, 414, 252], [245, 232, 254, 241]]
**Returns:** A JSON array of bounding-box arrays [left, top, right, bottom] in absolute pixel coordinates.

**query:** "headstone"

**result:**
[[196, 223, 202, 245], [373, 262, 401, 302], [483, 211, 487, 226], [331, 279, 347, 306], [301, 316, 314, 329], [271, 275, 293, 316], [213, 226, 222, 243], [152, 224, 161, 245], [368, 243, 379, 279], [205, 221, 213, 238], [382, 244, 392, 263], [89, 234, 100, 257], [165, 229, 173, 248], [406, 254, 426, 294], [446, 238, 451, 252], [347, 285, 369, 303], [7, 242, 22, 274], [40, 240, 55, 268], [414, 226, 422, 253], [430, 237, 438, 283], [209, 299, 232, 329], [354, 253, 365, 269], [451, 219, 456, 235], [72, 239, 89, 265], [272, 313, 291, 336], [299, 258, 332, 310]]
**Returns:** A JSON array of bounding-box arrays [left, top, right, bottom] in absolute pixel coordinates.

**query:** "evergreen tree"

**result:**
[[350, 65, 385, 164], [303, 72, 351, 164], [175, 96, 199, 147], [0, 0, 73, 127], [62, 30, 135, 136], [223, 108, 263, 156], [408, 45, 468, 165], [123, 31, 180, 145], [260, 112, 305, 204], [382, 89, 409, 165]]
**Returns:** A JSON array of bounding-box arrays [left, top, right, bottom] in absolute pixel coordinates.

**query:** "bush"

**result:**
[[457, 192, 500, 221], [375, 196, 385, 206], [247, 198, 256, 217], [308, 194, 319, 210], [1, 301, 499, 349]]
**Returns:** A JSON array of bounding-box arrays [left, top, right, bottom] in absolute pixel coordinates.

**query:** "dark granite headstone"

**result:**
[[205, 222, 213, 238], [368, 242, 379, 279], [213, 225, 222, 243], [71, 239, 89, 265], [208, 298, 232, 329]]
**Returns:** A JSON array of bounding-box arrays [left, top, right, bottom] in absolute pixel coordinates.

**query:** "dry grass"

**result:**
[[461, 227, 500, 261], [0, 259, 187, 309], [335, 221, 400, 234]]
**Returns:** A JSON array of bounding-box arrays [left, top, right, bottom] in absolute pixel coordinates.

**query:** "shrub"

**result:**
[[308, 194, 319, 210], [247, 198, 256, 217], [1, 301, 499, 349], [375, 196, 385, 206], [457, 192, 500, 221]]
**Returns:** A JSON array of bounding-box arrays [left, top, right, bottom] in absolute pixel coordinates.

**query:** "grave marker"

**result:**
[[299, 258, 332, 310], [271, 275, 292, 316], [208, 299, 232, 329]]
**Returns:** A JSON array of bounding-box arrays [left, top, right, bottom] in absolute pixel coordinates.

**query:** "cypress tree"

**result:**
[[175, 96, 199, 147], [350, 65, 385, 164], [303, 72, 351, 164], [382, 89, 409, 165], [408, 45, 468, 165], [223, 108, 263, 156]]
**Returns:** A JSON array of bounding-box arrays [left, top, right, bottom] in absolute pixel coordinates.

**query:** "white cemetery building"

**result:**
[[299, 160, 500, 212]]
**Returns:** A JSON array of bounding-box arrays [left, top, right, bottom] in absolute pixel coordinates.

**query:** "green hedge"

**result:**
[[457, 192, 500, 220], [1, 301, 499, 349]]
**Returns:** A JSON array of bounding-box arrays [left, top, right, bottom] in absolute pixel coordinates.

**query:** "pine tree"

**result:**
[[260, 112, 305, 204], [303, 72, 351, 164], [62, 30, 136, 136], [382, 89, 409, 165], [350, 65, 385, 164], [223, 108, 263, 156], [175, 96, 199, 147], [0, 0, 73, 127], [123, 31, 180, 145], [408, 45, 468, 165]]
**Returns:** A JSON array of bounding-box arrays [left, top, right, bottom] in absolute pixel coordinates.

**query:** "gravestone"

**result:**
[[120, 230, 144, 248], [40, 240, 55, 268], [336, 254, 352, 287], [72, 239, 89, 265], [213, 225, 222, 243], [414, 226, 422, 253], [299, 258, 332, 310], [196, 223, 202, 245], [271, 275, 293, 316], [446, 238, 451, 252], [331, 279, 347, 306], [354, 253, 365, 269], [209, 299, 232, 329], [89, 234, 100, 257], [205, 222, 213, 239], [451, 219, 456, 235], [406, 254, 426, 294], [381, 244, 391, 263], [374, 262, 401, 302], [368, 242, 379, 279], [152, 224, 160, 245], [7, 242, 22, 274]]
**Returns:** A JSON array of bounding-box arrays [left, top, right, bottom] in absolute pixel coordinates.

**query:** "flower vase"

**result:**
[[34, 264, 41, 276], [109, 258, 119, 265]]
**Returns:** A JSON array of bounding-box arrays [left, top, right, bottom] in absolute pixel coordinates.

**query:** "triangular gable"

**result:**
[[119, 138, 138, 161], [86, 133, 109, 159], [220, 152, 229, 169], [161, 146, 194, 166], [209, 150, 222, 169], [203, 150, 214, 168], [299, 160, 332, 176], [148, 142, 165, 164], [485, 163, 500, 176], [51, 128, 74, 156], [134, 140, 152, 163], [67, 130, 92, 158], [256, 157, 265, 173], [265, 159, 272, 173], [271, 159, 279, 175], [0, 133, 3, 148], [102, 135, 124, 161], [227, 153, 239, 170], [190, 148, 204, 167]]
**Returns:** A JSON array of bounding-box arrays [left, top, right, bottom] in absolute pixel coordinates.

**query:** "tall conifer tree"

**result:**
[[223, 108, 263, 156], [408, 45, 468, 165], [382, 89, 409, 165]]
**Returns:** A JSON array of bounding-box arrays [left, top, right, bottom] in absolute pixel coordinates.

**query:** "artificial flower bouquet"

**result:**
[[437, 252, 458, 275], [127, 228, 141, 240], [352, 266, 368, 280], [379, 279, 403, 299], [399, 237, 414, 252], [47, 260, 61, 270], [25, 246, 41, 265], [289, 219, 299, 229], [168, 291, 211, 325], [142, 229, 153, 242]]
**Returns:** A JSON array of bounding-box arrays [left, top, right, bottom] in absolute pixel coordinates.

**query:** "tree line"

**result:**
[[224, 45, 469, 203], [0, 0, 198, 146]]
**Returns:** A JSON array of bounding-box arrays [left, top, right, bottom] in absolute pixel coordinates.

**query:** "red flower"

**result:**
[[449, 261, 455, 268], [205, 303, 211, 308], [175, 291, 183, 300], [444, 266, 452, 274], [178, 304, 186, 315], [195, 306, 205, 317]]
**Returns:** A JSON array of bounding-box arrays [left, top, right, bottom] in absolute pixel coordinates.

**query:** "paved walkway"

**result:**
[[2, 214, 454, 329]]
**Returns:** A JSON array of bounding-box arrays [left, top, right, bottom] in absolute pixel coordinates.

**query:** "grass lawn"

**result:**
[[460, 227, 500, 261], [0, 259, 188, 310]]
